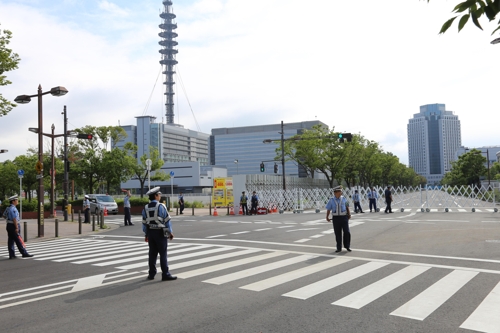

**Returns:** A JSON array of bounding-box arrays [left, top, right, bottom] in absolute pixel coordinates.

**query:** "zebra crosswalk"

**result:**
[[1, 238, 500, 332]]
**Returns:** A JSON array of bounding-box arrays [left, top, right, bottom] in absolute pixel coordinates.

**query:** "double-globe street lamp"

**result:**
[[14, 85, 68, 237]]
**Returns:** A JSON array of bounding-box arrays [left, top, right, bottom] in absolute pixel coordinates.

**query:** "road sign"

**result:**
[[170, 171, 174, 177], [36, 174, 43, 179], [18, 169, 24, 176], [35, 161, 43, 174]]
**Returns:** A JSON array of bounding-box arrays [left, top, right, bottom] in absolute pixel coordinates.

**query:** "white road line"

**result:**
[[170, 249, 261, 270], [391, 270, 478, 320], [231, 231, 250, 235], [282, 262, 389, 300], [276, 226, 295, 229], [254, 228, 272, 231], [310, 234, 324, 239], [286, 228, 320, 233], [206, 235, 227, 238], [72, 274, 106, 292], [203, 254, 316, 285], [460, 281, 500, 333], [294, 239, 311, 243], [333, 265, 430, 309], [176, 252, 286, 279], [348, 222, 365, 227], [240, 258, 351, 292]]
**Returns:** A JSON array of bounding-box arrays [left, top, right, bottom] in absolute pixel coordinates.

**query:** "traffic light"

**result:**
[[77, 133, 93, 140], [344, 133, 353, 142], [338, 133, 344, 143], [338, 133, 352, 143], [260, 162, 265, 172], [274, 163, 278, 173]]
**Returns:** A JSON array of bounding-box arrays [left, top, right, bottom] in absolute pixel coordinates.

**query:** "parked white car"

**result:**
[[88, 194, 118, 215]]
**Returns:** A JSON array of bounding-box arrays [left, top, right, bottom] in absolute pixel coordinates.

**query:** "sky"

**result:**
[[0, 0, 499, 166]]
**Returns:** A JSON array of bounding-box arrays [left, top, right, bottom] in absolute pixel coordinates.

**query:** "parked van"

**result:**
[[88, 194, 118, 215]]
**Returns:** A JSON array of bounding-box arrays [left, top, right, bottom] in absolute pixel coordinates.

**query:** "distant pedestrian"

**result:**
[[83, 195, 90, 223], [352, 190, 364, 213], [178, 192, 185, 215], [384, 186, 393, 213], [123, 189, 133, 226], [240, 191, 249, 215], [250, 191, 259, 215], [142, 187, 176, 281], [4, 195, 33, 259], [326, 186, 352, 252], [367, 187, 378, 212]]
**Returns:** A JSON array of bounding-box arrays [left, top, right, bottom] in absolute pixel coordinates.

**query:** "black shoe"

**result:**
[[389, 212, 393, 213], [9, 256, 17, 259], [385, 212, 389, 214], [346, 248, 352, 252], [370, 210, 372, 212], [162, 274, 177, 281], [360, 211, 364, 213], [129, 223, 134, 225], [22, 254, 34, 258], [180, 213, 183, 215], [335, 249, 341, 253], [147, 276, 155, 280]]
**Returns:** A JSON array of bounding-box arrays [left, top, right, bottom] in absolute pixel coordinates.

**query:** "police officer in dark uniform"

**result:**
[[4, 195, 34, 259], [325, 186, 352, 253], [142, 187, 176, 281], [83, 195, 90, 223]]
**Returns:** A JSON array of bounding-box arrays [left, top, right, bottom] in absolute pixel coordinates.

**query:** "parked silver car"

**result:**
[[88, 194, 118, 215]]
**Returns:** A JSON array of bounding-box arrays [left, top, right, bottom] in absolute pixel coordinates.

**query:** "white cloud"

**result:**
[[1, 0, 499, 168]]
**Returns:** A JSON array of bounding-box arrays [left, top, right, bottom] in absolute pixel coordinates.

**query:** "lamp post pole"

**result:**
[[51, 124, 55, 218], [63, 106, 69, 221], [234, 159, 238, 175], [281, 121, 286, 191], [14, 85, 69, 237], [37, 86, 44, 237]]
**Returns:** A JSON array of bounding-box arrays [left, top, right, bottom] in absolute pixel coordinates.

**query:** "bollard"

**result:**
[[78, 210, 82, 234], [227, 206, 230, 215], [209, 204, 212, 216], [24, 221, 27, 243], [55, 219, 59, 238], [72, 209, 74, 222], [100, 210, 104, 229], [92, 214, 96, 231], [176, 207, 178, 216], [192, 206, 194, 216]]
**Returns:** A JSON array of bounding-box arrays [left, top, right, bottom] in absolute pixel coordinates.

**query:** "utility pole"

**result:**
[[280, 121, 286, 191]]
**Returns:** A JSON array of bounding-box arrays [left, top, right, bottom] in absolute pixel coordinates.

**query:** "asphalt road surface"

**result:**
[[1, 209, 500, 333]]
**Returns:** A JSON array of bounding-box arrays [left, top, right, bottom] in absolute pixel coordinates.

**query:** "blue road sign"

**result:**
[[18, 169, 24, 176], [170, 171, 174, 177]]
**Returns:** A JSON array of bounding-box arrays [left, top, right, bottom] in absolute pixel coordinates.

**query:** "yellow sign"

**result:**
[[212, 177, 234, 207], [35, 161, 43, 174]]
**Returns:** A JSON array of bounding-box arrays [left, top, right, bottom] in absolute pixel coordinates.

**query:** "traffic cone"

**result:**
[[229, 206, 235, 215], [239, 205, 243, 215], [53, 210, 57, 217], [104, 207, 108, 216], [213, 206, 218, 216]]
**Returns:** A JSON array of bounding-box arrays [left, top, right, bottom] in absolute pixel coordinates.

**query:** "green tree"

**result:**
[[0, 160, 19, 199], [442, 149, 487, 186], [123, 143, 168, 197], [0, 24, 20, 117], [427, 0, 500, 36], [13, 153, 39, 201]]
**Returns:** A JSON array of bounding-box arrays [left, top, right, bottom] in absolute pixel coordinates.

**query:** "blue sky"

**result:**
[[1, 0, 499, 165]]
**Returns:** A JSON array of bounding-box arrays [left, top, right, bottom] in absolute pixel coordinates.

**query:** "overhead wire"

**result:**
[[142, 65, 163, 116], [176, 65, 201, 132]]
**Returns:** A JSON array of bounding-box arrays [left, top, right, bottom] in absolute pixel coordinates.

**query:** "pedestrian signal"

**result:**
[[260, 163, 265, 172]]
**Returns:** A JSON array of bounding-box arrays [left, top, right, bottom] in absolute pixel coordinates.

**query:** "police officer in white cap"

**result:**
[[325, 186, 352, 253], [83, 195, 90, 223], [142, 187, 176, 281], [4, 195, 33, 259]]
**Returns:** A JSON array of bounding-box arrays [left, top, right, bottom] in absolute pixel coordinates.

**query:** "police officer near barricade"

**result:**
[[384, 186, 393, 214], [83, 195, 90, 223], [240, 191, 249, 216], [250, 191, 259, 215], [4, 195, 34, 259], [352, 190, 364, 213], [326, 186, 352, 253], [367, 187, 378, 213], [142, 187, 177, 281]]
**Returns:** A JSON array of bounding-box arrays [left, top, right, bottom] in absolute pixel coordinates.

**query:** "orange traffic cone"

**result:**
[[213, 206, 218, 216], [53, 210, 57, 217], [104, 207, 108, 216], [239, 205, 243, 215], [229, 206, 235, 215]]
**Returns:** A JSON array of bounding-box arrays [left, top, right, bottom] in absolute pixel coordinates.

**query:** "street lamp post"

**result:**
[[15, 85, 68, 237], [234, 159, 238, 175]]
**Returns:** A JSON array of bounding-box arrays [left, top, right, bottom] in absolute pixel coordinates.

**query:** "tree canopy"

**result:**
[[0, 24, 21, 117], [441, 149, 487, 186], [427, 0, 500, 36]]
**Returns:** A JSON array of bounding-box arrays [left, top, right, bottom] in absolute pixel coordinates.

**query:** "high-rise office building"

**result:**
[[407, 103, 462, 185]]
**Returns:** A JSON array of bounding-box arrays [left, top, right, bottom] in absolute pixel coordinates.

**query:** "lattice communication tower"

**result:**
[[159, 0, 178, 125]]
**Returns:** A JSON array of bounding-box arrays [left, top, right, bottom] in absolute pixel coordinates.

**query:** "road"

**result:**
[[1, 210, 500, 333]]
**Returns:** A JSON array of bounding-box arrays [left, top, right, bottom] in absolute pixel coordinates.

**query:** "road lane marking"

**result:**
[[460, 281, 500, 333]]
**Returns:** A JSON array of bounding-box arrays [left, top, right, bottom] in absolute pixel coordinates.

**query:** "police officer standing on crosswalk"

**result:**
[[142, 187, 177, 281], [326, 186, 352, 253], [4, 195, 34, 259]]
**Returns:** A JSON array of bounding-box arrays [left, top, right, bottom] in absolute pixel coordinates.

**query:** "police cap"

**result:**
[[8, 194, 19, 202], [333, 186, 343, 192], [146, 186, 162, 196]]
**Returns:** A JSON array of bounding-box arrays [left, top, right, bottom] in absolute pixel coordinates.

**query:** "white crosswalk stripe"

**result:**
[[2, 237, 500, 331]]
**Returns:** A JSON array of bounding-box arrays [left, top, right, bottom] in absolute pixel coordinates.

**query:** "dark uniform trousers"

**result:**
[[331, 215, 351, 251], [6, 223, 29, 257], [369, 199, 377, 212], [147, 228, 169, 278], [241, 203, 248, 215], [84, 208, 90, 223]]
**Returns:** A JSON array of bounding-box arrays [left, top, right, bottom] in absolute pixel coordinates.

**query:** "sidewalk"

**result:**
[[0, 217, 120, 247]]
